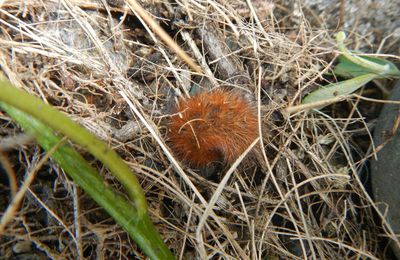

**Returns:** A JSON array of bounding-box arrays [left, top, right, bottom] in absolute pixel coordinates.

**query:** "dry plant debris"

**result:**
[[0, 0, 399, 259]]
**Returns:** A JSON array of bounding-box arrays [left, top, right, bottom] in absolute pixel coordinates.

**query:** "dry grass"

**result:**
[[0, 0, 399, 259]]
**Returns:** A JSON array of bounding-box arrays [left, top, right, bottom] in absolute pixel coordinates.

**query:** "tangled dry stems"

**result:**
[[0, 0, 398, 259]]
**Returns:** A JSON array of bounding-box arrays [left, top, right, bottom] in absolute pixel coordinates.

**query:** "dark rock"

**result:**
[[371, 80, 400, 258]]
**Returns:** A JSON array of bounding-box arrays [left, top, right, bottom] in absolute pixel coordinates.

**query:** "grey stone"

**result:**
[[371, 80, 400, 258]]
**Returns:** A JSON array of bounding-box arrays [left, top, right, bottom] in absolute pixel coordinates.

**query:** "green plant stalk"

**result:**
[[336, 31, 390, 74], [0, 102, 174, 260], [0, 79, 147, 217]]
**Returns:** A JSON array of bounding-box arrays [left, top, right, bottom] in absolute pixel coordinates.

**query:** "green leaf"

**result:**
[[301, 32, 399, 108], [0, 79, 175, 260], [0, 79, 147, 215], [336, 32, 392, 75], [302, 73, 377, 104], [334, 54, 400, 78]]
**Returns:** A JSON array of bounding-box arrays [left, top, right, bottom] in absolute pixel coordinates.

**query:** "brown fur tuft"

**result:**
[[168, 89, 258, 167]]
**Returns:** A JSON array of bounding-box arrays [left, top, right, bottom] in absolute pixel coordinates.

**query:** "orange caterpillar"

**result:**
[[168, 89, 258, 167]]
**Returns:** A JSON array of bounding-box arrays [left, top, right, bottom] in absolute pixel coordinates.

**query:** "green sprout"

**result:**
[[302, 31, 400, 106]]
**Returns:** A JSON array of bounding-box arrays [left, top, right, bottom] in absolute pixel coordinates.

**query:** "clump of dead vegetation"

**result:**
[[0, 0, 398, 259]]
